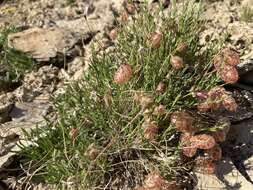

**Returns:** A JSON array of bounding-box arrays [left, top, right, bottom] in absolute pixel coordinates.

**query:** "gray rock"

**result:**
[[7, 27, 80, 61], [0, 101, 50, 172]]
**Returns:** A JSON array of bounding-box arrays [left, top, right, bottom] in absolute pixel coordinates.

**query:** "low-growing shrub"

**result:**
[[19, 1, 240, 189]]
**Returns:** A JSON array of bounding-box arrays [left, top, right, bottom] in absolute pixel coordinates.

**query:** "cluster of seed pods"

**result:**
[[214, 48, 240, 84], [196, 86, 238, 112], [171, 111, 230, 174]]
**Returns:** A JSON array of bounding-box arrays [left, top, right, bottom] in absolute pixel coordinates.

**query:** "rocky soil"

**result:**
[[0, 0, 252, 189]]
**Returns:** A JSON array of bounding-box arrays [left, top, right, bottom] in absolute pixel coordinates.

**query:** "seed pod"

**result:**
[[222, 48, 240, 66], [143, 121, 159, 140], [134, 92, 154, 109], [125, 3, 136, 14], [208, 87, 226, 100], [153, 105, 166, 116], [69, 128, 78, 139], [143, 172, 164, 190], [176, 42, 188, 53], [156, 82, 166, 94], [219, 64, 239, 84], [195, 157, 216, 174], [170, 56, 184, 69], [207, 86, 226, 110], [180, 133, 197, 157], [120, 11, 129, 22], [86, 145, 100, 160], [222, 94, 237, 112], [190, 134, 216, 150], [150, 31, 162, 48], [109, 28, 118, 40], [171, 111, 196, 133], [114, 64, 133, 84], [197, 102, 212, 112], [205, 144, 222, 161]]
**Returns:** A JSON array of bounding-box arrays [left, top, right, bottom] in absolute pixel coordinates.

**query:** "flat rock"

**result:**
[[7, 27, 80, 61], [0, 101, 50, 172]]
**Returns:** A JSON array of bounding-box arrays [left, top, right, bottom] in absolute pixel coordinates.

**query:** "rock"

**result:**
[[7, 27, 80, 61], [236, 59, 253, 86], [0, 101, 50, 172], [0, 93, 14, 124], [13, 65, 59, 102]]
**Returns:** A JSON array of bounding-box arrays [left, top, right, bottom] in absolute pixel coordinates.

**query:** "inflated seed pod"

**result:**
[[143, 172, 164, 190], [109, 28, 118, 40], [176, 42, 188, 53], [120, 11, 129, 22], [195, 156, 216, 174], [197, 102, 212, 112], [143, 121, 159, 140], [180, 133, 197, 157], [170, 56, 184, 69], [134, 92, 154, 109], [150, 31, 163, 48], [222, 48, 240, 66], [171, 111, 196, 133], [125, 2, 136, 14], [208, 87, 226, 100], [190, 134, 216, 150], [219, 64, 239, 84], [153, 105, 166, 116], [156, 82, 166, 94], [222, 94, 237, 112], [86, 145, 100, 160], [114, 64, 133, 84]]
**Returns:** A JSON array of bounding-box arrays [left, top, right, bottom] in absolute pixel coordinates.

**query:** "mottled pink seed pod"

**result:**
[[171, 111, 196, 133], [143, 172, 164, 190], [190, 134, 216, 150], [222, 94, 237, 112], [109, 28, 118, 40], [219, 64, 239, 84], [170, 56, 184, 69], [222, 48, 240, 66], [143, 121, 159, 140], [197, 102, 212, 112], [114, 64, 133, 84], [150, 31, 162, 48], [180, 133, 197, 157]]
